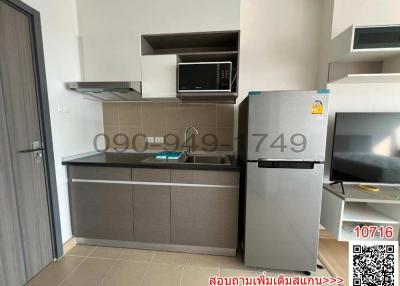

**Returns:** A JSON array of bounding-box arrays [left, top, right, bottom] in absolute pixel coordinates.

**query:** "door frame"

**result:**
[[1, 0, 63, 258]]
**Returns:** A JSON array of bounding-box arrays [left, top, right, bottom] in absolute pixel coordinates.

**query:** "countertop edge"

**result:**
[[62, 153, 241, 171]]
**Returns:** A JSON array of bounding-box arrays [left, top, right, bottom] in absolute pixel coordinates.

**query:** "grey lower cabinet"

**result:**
[[68, 166, 240, 251], [132, 169, 170, 243], [70, 182, 134, 241], [170, 170, 239, 248], [69, 166, 134, 241]]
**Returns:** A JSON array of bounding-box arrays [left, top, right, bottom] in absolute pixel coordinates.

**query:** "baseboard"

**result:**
[[63, 237, 76, 255], [319, 229, 335, 240], [76, 237, 236, 256]]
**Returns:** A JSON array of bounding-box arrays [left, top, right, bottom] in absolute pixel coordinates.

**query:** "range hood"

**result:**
[[67, 81, 142, 101]]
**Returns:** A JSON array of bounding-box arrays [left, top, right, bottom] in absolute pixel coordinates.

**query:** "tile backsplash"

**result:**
[[103, 102, 234, 152]]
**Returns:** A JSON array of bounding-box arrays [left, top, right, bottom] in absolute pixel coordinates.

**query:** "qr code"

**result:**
[[350, 241, 398, 286]]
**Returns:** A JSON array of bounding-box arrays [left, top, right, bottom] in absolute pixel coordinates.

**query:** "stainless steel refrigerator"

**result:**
[[238, 90, 329, 272]]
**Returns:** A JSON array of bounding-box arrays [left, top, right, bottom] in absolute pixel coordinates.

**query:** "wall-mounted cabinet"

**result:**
[[141, 31, 240, 103], [330, 25, 400, 62], [328, 25, 400, 85], [141, 55, 177, 99], [76, 0, 240, 82], [79, 34, 141, 82]]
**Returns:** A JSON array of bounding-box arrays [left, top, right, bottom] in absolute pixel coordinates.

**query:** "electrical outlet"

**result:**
[[57, 104, 71, 113], [154, 137, 164, 144], [145, 137, 154, 143]]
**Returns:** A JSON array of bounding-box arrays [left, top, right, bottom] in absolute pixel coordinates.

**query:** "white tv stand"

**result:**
[[321, 184, 400, 241]]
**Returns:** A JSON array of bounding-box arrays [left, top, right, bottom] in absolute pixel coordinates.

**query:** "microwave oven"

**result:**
[[177, 62, 232, 92]]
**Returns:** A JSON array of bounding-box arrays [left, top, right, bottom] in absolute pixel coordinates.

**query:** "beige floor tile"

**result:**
[[181, 266, 219, 286], [186, 254, 220, 268], [221, 269, 258, 276], [257, 268, 297, 277], [60, 258, 113, 286], [308, 267, 332, 277], [101, 260, 148, 286], [120, 248, 155, 262], [141, 263, 183, 286], [152, 251, 188, 265], [220, 255, 255, 271], [220, 269, 259, 286], [89, 246, 125, 259], [26, 256, 84, 286], [66, 244, 96, 257]]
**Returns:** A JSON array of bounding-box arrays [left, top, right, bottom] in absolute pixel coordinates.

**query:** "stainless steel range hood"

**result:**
[[67, 81, 142, 101]]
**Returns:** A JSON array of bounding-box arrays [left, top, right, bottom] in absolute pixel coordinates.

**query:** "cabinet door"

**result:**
[[80, 34, 141, 81], [70, 182, 134, 241], [133, 186, 170, 243], [132, 169, 170, 243], [141, 55, 177, 98], [171, 186, 238, 248]]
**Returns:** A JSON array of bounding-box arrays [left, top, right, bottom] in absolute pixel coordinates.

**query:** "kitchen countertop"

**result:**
[[62, 152, 241, 171]]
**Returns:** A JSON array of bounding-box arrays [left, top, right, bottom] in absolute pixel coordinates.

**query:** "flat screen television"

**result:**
[[330, 112, 400, 184]]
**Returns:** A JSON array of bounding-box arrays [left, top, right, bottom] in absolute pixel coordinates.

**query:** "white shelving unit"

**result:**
[[329, 73, 400, 85], [321, 184, 400, 242], [328, 25, 400, 86], [343, 203, 399, 224]]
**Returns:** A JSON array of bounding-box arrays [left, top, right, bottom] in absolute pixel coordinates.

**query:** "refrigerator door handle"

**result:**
[[257, 159, 316, 169]]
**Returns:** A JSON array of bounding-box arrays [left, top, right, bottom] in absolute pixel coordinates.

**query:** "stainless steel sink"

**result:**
[[184, 155, 230, 165]]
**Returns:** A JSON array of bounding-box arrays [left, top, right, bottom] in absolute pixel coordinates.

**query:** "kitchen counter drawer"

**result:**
[[132, 168, 170, 182], [171, 170, 239, 186], [68, 166, 131, 181]]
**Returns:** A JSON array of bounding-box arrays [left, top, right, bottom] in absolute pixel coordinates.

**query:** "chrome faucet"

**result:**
[[184, 125, 199, 155]]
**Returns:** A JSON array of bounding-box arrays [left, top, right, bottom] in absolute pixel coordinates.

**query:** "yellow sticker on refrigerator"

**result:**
[[312, 100, 324, 115]]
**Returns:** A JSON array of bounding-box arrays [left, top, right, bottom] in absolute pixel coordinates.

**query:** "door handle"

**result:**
[[18, 148, 44, 153], [18, 141, 43, 164]]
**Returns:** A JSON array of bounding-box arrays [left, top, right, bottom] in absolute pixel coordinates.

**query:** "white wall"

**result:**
[[76, 0, 241, 81], [331, 0, 400, 38], [316, 0, 335, 89], [238, 0, 322, 102], [235, 0, 323, 151], [383, 55, 400, 73], [22, 0, 104, 243]]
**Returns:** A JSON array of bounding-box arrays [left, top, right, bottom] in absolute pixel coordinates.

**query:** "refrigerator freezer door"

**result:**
[[244, 161, 324, 272], [247, 91, 329, 161]]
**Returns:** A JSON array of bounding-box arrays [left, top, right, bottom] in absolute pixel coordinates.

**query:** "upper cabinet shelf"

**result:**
[[141, 31, 239, 55], [330, 24, 400, 62], [329, 73, 400, 85]]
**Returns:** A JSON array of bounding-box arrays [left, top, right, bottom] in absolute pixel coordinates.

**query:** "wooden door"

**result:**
[[0, 79, 26, 286], [0, 1, 53, 282]]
